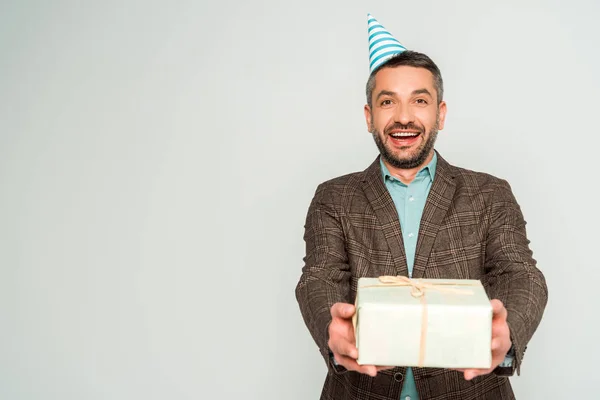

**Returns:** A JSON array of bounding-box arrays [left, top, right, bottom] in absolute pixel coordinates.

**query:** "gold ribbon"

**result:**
[[361, 276, 475, 367]]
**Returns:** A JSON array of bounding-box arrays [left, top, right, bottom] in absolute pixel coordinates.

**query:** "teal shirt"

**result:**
[[380, 153, 437, 400]]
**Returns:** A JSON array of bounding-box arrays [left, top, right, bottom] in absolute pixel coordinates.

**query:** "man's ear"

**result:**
[[437, 101, 447, 130], [364, 105, 373, 132]]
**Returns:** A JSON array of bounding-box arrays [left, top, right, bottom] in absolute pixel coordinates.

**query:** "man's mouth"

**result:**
[[388, 131, 421, 145], [389, 132, 420, 138]]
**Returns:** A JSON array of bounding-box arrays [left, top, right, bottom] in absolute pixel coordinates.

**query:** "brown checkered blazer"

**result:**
[[296, 152, 548, 400]]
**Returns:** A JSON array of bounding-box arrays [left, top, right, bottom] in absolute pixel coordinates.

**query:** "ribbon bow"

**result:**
[[372, 275, 475, 297]]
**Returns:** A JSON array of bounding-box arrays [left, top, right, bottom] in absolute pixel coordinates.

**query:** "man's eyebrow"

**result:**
[[376, 89, 434, 100], [412, 88, 433, 97], [375, 90, 396, 100]]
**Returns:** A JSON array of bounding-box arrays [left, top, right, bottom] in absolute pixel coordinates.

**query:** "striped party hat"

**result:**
[[367, 14, 407, 74]]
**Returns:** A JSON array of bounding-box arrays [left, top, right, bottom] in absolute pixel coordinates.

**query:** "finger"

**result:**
[[339, 342, 359, 360], [450, 368, 467, 372], [491, 337, 501, 351], [464, 369, 478, 381], [490, 322, 511, 356], [357, 364, 378, 377], [462, 368, 492, 381], [334, 354, 378, 377], [491, 334, 510, 350], [491, 338, 512, 359], [491, 320, 509, 338], [329, 316, 356, 341], [328, 335, 358, 359], [490, 299, 504, 311], [490, 299, 507, 320], [328, 317, 359, 360], [331, 303, 356, 319], [376, 365, 395, 371]]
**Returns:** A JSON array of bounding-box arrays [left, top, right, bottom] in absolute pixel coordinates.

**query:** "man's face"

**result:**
[[364, 66, 447, 170]]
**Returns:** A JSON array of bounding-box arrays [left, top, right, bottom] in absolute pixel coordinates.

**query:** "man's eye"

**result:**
[[415, 99, 428, 105], [381, 99, 392, 106]]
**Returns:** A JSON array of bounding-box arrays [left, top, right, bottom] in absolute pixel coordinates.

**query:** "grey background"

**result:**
[[1, 1, 598, 399]]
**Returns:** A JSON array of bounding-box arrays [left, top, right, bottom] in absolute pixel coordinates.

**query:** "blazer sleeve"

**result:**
[[482, 179, 549, 376], [295, 183, 352, 372]]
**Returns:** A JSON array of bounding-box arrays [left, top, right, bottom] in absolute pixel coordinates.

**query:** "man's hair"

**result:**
[[366, 50, 444, 108]]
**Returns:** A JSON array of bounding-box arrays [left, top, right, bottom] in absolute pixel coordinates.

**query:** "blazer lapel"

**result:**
[[361, 156, 409, 277], [412, 153, 457, 279]]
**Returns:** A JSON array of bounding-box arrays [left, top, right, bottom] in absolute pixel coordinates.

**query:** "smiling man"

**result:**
[[367, 65, 444, 176], [295, 14, 548, 400]]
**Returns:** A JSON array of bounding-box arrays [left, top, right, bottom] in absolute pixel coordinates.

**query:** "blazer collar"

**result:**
[[360, 151, 456, 278]]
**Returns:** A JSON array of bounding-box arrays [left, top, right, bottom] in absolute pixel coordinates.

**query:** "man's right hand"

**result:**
[[328, 302, 393, 377]]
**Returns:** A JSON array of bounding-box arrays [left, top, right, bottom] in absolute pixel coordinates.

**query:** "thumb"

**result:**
[[331, 303, 356, 319]]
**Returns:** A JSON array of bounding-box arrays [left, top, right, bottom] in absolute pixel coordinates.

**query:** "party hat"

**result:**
[[367, 14, 407, 74]]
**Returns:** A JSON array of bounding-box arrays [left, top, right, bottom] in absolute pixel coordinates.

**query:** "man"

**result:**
[[295, 14, 548, 400]]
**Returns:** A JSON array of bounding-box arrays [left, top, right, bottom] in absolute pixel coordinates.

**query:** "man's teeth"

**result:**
[[391, 132, 419, 138]]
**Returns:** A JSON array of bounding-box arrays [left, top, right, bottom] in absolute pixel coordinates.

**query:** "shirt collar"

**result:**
[[380, 152, 438, 184]]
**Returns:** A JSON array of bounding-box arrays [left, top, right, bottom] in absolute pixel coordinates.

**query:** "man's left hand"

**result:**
[[455, 299, 512, 381]]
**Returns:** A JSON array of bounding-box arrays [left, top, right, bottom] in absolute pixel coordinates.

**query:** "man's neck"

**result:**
[[382, 151, 435, 185]]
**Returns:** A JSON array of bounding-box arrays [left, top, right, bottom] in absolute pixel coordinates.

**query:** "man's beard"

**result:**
[[370, 117, 439, 170]]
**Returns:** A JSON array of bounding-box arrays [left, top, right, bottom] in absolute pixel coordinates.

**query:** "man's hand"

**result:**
[[455, 299, 512, 380], [328, 303, 393, 377]]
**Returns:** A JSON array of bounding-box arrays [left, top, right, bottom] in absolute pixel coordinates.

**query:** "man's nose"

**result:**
[[394, 105, 414, 126]]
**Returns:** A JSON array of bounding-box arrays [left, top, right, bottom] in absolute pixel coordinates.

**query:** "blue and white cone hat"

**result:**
[[368, 13, 407, 74]]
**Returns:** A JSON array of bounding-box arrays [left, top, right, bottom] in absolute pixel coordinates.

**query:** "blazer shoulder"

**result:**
[[451, 164, 513, 195], [311, 170, 365, 207]]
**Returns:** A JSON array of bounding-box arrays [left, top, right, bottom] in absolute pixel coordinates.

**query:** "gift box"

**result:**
[[353, 276, 492, 368]]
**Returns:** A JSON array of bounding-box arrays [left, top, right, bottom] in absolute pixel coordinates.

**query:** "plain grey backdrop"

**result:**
[[1, 0, 598, 399]]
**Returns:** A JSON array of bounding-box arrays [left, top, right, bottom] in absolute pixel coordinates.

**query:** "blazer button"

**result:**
[[394, 372, 404, 382]]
